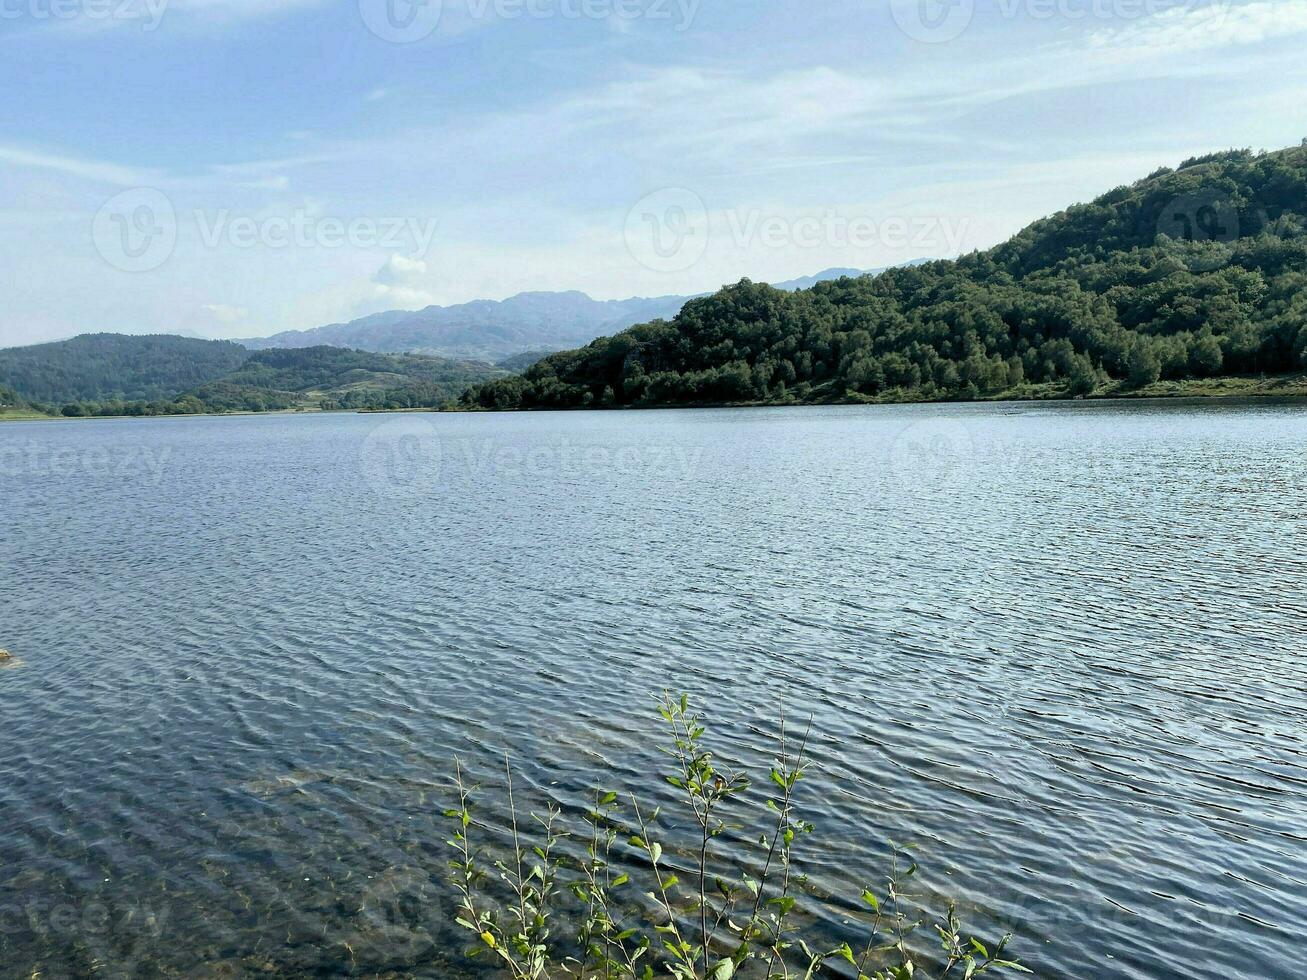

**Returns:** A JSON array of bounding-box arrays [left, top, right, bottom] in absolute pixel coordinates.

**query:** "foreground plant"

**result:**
[[447, 695, 1028, 979]]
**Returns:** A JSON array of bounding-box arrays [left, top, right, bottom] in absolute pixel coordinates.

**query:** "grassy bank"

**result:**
[[4, 372, 1306, 423], [0, 407, 56, 421], [455, 371, 1307, 411], [1100, 372, 1307, 400]]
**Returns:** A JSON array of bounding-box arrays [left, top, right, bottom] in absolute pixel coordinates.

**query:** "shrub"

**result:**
[[447, 695, 1028, 980]]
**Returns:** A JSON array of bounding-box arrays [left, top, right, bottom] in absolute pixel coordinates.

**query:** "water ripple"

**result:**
[[1, 402, 1305, 978]]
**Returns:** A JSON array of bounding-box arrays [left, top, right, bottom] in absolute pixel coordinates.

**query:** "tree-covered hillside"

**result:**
[[0, 337, 506, 418], [0, 334, 249, 405], [186, 347, 508, 414], [461, 146, 1307, 410]]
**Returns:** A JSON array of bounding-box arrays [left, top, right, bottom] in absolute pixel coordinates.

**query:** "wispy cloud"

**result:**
[[0, 145, 163, 187], [1087, 0, 1307, 57], [0, 143, 343, 194]]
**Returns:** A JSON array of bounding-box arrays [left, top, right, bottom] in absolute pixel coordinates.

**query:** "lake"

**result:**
[[1, 402, 1305, 979]]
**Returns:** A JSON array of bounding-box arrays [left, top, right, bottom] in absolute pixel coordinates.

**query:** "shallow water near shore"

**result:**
[[2, 402, 1306, 979]]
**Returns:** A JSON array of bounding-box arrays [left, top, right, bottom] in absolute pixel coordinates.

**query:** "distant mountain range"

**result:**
[[0, 265, 931, 417], [242, 266, 924, 362]]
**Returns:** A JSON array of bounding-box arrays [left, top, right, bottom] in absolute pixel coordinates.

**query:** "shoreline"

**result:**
[[3, 372, 1306, 423]]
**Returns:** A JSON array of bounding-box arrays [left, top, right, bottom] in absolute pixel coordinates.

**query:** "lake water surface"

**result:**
[[2, 402, 1305, 979]]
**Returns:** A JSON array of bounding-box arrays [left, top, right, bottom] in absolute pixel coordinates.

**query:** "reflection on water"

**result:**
[[1, 401, 1305, 978]]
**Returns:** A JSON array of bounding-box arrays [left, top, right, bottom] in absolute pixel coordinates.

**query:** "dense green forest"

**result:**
[[0, 338, 506, 418], [187, 347, 508, 414], [0, 334, 249, 406], [461, 145, 1307, 410]]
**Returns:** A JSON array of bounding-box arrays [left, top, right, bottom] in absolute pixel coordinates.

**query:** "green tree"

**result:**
[[1127, 342, 1162, 388]]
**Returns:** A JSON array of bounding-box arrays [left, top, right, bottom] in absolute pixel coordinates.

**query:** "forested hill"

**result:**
[[0, 334, 248, 404], [184, 347, 506, 415], [460, 145, 1307, 410], [0, 336, 506, 417]]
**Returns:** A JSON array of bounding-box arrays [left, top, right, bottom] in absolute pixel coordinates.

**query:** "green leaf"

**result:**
[[709, 960, 734, 979], [649, 842, 662, 864]]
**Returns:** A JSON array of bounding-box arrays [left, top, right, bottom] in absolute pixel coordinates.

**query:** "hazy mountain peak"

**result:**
[[241, 266, 924, 363]]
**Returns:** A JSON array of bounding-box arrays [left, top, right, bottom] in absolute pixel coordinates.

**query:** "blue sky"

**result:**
[[2, 0, 1306, 345]]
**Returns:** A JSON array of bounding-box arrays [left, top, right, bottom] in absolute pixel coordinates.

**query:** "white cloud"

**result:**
[[202, 303, 249, 324], [373, 254, 429, 285], [1086, 0, 1307, 59], [366, 254, 434, 310]]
